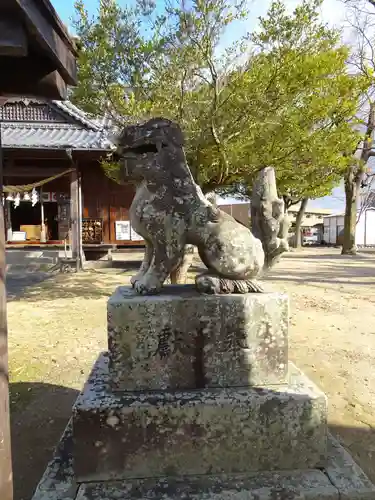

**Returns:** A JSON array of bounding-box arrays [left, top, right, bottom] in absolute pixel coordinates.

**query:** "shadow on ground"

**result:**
[[10, 382, 79, 500], [330, 423, 375, 484], [265, 262, 375, 287], [6, 251, 375, 303], [6, 271, 55, 300], [6, 268, 136, 303], [287, 250, 375, 261]]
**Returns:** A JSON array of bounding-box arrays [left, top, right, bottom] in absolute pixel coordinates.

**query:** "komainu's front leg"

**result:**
[[134, 237, 185, 295], [130, 240, 153, 287]]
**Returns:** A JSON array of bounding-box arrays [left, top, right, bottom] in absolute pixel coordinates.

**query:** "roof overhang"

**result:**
[[0, 0, 78, 100]]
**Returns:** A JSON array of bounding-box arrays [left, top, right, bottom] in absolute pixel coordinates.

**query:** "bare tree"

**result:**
[[357, 168, 375, 222], [341, 0, 375, 254], [344, 0, 375, 12]]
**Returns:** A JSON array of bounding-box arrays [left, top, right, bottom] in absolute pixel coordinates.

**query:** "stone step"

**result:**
[[107, 286, 289, 391], [31, 420, 375, 500], [76, 470, 338, 500], [72, 353, 327, 483]]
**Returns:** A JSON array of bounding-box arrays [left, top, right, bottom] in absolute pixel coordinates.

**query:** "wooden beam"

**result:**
[[3, 166, 69, 178], [0, 207, 12, 500], [0, 124, 13, 500], [14, 0, 77, 85], [0, 56, 67, 99], [5, 150, 72, 160], [0, 17, 27, 57], [37, 0, 78, 54]]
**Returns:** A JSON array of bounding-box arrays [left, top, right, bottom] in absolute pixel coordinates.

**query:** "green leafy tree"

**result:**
[[73, 0, 367, 249], [221, 0, 368, 246], [72, 0, 250, 191]]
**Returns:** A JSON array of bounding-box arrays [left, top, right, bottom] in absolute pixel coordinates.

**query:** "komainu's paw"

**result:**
[[130, 272, 143, 287], [195, 273, 222, 294], [134, 274, 162, 295]]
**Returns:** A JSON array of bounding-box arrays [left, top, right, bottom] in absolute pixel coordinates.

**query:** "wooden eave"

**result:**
[[3, 149, 111, 179], [0, 0, 78, 100]]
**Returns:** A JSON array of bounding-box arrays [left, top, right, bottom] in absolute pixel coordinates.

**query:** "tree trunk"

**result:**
[[291, 198, 308, 248], [342, 102, 375, 255], [342, 167, 360, 255]]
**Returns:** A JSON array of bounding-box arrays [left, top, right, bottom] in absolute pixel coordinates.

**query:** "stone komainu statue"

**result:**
[[115, 118, 289, 295]]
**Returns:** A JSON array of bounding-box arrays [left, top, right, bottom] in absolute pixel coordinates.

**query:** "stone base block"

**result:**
[[32, 422, 375, 500], [107, 286, 289, 390], [72, 353, 327, 483], [76, 471, 338, 499]]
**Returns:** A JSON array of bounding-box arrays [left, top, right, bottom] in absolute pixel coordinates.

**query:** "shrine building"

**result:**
[[1, 97, 143, 256]]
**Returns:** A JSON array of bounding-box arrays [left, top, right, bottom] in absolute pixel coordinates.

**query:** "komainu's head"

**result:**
[[114, 118, 187, 182]]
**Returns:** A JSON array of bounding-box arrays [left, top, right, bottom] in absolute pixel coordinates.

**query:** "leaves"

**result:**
[[72, 0, 368, 204]]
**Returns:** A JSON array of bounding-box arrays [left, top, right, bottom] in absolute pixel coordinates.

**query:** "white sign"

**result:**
[[42, 192, 57, 203], [130, 227, 144, 241], [115, 221, 130, 241]]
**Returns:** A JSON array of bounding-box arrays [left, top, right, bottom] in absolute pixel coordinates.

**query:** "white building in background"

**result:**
[[288, 205, 332, 228], [218, 201, 332, 228], [323, 208, 375, 246]]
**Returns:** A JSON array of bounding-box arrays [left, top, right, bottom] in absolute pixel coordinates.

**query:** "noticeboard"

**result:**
[[115, 221, 131, 241]]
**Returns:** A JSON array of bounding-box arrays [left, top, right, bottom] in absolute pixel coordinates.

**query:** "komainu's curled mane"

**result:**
[[115, 117, 289, 295]]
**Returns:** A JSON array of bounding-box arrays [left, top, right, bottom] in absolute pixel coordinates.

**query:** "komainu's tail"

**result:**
[[195, 273, 264, 294], [251, 167, 289, 270]]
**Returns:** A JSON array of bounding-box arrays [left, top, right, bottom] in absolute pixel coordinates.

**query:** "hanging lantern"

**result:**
[[6, 193, 14, 201], [23, 192, 31, 201], [14, 193, 21, 208], [31, 188, 39, 207]]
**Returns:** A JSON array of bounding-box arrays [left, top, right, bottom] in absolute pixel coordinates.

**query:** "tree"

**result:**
[[72, 0, 251, 191], [345, 0, 375, 10], [340, 0, 375, 254], [357, 173, 375, 222], [220, 0, 367, 247], [73, 0, 366, 231]]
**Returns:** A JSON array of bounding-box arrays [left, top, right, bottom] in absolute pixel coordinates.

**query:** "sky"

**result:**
[[51, 0, 349, 212]]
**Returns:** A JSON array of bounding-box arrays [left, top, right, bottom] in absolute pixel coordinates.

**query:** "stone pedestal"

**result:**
[[74, 286, 325, 483], [108, 286, 289, 390], [73, 355, 327, 482], [32, 285, 375, 500]]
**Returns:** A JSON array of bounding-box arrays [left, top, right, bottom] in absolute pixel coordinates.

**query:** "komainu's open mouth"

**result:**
[[124, 143, 159, 155]]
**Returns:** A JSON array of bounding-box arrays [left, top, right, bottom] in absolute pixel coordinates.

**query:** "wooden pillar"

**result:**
[[70, 168, 79, 266], [0, 118, 13, 500], [40, 187, 46, 243], [70, 162, 84, 269], [5, 201, 12, 243], [77, 168, 85, 266]]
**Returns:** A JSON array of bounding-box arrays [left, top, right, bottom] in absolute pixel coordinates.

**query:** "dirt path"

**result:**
[[266, 249, 375, 482], [7, 248, 375, 499]]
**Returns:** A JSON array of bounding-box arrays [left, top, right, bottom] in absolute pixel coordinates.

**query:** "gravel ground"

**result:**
[[6, 247, 375, 500]]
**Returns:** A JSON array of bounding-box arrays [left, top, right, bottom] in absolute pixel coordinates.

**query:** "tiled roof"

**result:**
[[2, 123, 113, 150], [1, 98, 115, 150], [53, 100, 103, 131]]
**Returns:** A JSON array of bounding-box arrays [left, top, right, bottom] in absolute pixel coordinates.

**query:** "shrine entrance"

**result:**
[[3, 165, 73, 245], [9, 196, 59, 241]]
